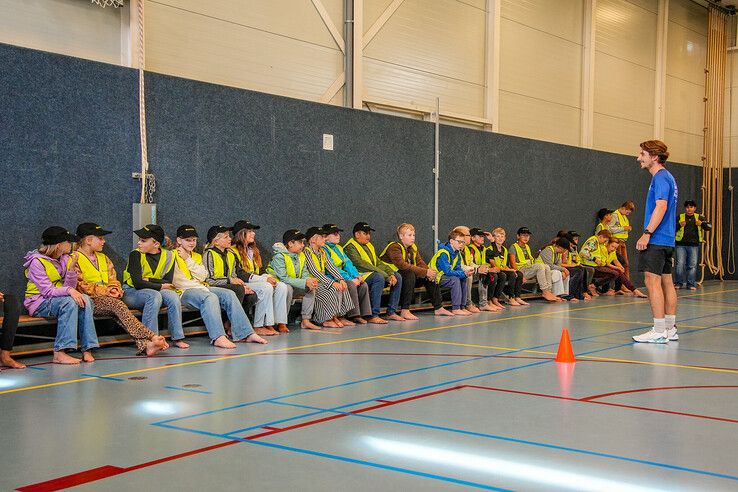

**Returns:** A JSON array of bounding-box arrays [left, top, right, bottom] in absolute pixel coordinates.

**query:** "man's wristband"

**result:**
[[643, 229, 652, 235]]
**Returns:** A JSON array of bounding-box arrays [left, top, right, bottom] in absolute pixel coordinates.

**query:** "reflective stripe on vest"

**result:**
[[429, 248, 459, 283], [282, 252, 306, 279], [511, 243, 534, 269], [123, 249, 175, 287], [308, 248, 326, 273], [466, 244, 484, 265], [344, 238, 378, 266], [484, 245, 508, 268], [205, 248, 236, 278], [612, 209, 630, 240], [579, 236, 605, 267], [174, 250, 203, 281], [25, 257, 63, 297], [324, 243, 345, 269], [675, 213, 703, 242], [230, 247, 259, 274], [75, 252, 109, 285], [379, 241, 418, 272]]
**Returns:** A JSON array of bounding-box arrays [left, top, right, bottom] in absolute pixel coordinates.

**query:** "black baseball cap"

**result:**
[[176, 225, 199, 238], [232, 220, 260, 235], [567, 230, 580, 238], [322, 223, 343, 234], [42, 226, 78, 245], [76, 223, 112, 238], [133, 224, 165, 244], [305, 226, 328, 241], [353, 222, 375, 233], [469, 227, 486, 237], [283, 229, 306, 244], [597, 208, 614, 221], [517, 227, 532, 235], [207, 225, 232, 243], [553, 237, 571, 250]]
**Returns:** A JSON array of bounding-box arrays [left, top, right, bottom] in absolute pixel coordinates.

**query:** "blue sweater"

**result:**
[[436, 242, 466, 279], [323, 242, 360, 281]]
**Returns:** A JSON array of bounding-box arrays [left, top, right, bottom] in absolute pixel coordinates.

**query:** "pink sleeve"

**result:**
[[27, 259, 72, 298]]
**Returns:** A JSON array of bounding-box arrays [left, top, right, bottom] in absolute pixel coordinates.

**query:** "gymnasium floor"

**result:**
[[3, 281, 738, 491]]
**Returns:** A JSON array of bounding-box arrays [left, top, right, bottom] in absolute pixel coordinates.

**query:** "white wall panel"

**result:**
[[594, 52, 655, 123], [666, 19, 707, 85], [500, 18, 582, 108], [145, 1, 343, 102], [0, 0, 121, 65], [501, 0, 583, 44], [364, 58, 485, 116], [362, 0, 485, 116], [499, 91, 581, 146], [668, 0, 708, 34], [665, 77, 704, 134], [665, 129, 703, 166], [593, 113, 653, 156], [596, 0, 656, 68]]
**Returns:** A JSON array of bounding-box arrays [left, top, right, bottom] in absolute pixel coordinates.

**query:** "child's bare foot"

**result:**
[[451, 309, 471, 316], [213, 336, 236, 349], [323, 319, 341, 328], [480, 303, 498, 312], [53, 351, 81, 365], [353, 317, 368, 324], [338, 317, 355, 326], [569, 297, 579, 303], [173, 339, 190, 349], [244, 333, 268, 344], [255, 327, 276, 336], [492, 299, 505, 309], [276, 323, 290, 333], [301, 319, 321, 330], [466, 305, 481, 313], [603, 290, 616, 296], [145, 336, 168, 356], [542, 291, 559, 302], [400, 309, 419, 320], [633, 289, 648, 298], [0, 351, 25, 369], [434, 308, 454, 316], [366, 316, 388, 324], [386, 313, 404, 321], [515, 298, 529, 305], [82, 351, 95, 363], [583, 293, 592, 301], [507, 298, 521, 306], [587, 285, 598, 296]]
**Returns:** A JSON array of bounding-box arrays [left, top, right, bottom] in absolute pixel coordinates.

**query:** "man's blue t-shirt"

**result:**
[[644, 168, 678, 247]]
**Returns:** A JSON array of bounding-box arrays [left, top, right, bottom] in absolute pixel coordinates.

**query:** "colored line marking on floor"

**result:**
[[541, 315, 708, 329], [78, 374, 124, 382], [163, 385, 212, 395]]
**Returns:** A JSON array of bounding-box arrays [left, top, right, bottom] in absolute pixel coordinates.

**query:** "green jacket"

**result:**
[[343, 240, 394, 280]]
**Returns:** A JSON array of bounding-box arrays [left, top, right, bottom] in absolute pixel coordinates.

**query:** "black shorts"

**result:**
[[638, 245, 674, 275]]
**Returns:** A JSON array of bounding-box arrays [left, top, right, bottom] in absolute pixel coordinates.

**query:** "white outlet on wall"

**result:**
[[323, 133, 334, 151]]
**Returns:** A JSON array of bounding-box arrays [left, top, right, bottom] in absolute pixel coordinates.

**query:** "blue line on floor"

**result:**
[[152, 308, 738, 427], [163, 385, 212, 395], [154, 422, 510, 491], [25, 366, 46, 371], [264, 400, 738, 483], [80, 373, 124, 382]]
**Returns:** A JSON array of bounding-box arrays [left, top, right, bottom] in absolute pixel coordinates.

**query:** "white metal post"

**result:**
[[654, 0, 669, 139], [434, 97, 440, 251], [484, 0, 501, 132], [352, 0, 363, 109], [580, 0, 595, 148]]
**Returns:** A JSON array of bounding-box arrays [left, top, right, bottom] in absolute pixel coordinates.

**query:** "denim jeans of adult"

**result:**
[[674, 245, 699, 287], [122, 286, 185, 340], [35, 295, 99, 352]]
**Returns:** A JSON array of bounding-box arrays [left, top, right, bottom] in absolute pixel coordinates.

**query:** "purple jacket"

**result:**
[[23, 250, 78, 316]]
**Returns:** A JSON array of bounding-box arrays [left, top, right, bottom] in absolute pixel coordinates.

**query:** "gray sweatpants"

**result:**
[[518, 263, 552, 291], [290, 286, 316, 322]]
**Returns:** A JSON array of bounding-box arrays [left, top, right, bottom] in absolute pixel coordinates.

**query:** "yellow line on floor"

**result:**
[[2, 289, 736, 396], [382, 336, 738, 374], [714, 327, 738, 332]]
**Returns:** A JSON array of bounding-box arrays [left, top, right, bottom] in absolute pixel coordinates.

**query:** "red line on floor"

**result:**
[[261, 426, 282, 431], [581, 385, 738, 402]]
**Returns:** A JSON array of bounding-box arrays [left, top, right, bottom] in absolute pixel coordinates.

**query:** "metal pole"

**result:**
[[433, 97, 440, 252], [344, 0, 353, 108]]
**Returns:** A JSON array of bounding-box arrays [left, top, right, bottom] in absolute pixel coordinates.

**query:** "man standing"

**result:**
[[633, 140, 679, 344], [674, 200, 705, 290]]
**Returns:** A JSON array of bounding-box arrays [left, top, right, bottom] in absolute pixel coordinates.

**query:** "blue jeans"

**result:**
[[181, 288, 254, 342], [674, 245, 699, 287], [364, 272, 385, 316], [35, 296, 99, 352], [122, 286, 185, 340]]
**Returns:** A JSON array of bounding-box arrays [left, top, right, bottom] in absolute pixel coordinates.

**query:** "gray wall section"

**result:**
[[0, 43, 705, 298]]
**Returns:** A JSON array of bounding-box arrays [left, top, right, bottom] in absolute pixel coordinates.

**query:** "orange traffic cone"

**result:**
[[555, 328, 576, 363]]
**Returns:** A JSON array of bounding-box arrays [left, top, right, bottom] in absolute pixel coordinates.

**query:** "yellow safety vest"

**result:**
[[511, 243, 534, 269], [675, 213, 703, 243], [230, 247, 259, 274], [123, 249, 175, 287], [429, 248, 460, 283], [25, 257, 64, 297], [579, 236, 606, 267], [307, 248, 326, 274], [465, 244, 484, 266], [604, 249, 617, 266], [535, 245, 558, 265], [484, 245, 508, 268], [594, 223, 611, 235], [205, 247, 237, 278], [74, 252, 109, 285], [379, 241, 418, 272], [173, 250, 205, 285], [612, 209, 630, 240], [344, 238, 379, 266], [278, 252, 305, 279], [324, 243, 346, 269]]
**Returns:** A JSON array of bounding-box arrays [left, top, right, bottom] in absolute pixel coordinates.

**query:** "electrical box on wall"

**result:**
[[132, 203, 157, 248], [323, 134, 334, 151]]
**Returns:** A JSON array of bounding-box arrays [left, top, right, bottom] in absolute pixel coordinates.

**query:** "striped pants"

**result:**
[[312, 283, 354, 324]]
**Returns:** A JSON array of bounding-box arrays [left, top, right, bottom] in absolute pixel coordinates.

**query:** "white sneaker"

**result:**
[[632, 329, 668, 344], [667, 326, 678, 341]]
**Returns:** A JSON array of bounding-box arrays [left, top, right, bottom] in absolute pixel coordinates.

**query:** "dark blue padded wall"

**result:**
[[439, 125, 703, 285], [0, 43, 140, 295]]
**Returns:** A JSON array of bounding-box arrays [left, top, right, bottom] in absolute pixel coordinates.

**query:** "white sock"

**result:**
[[665, 315, 676, 329], [654, 318, 666, 334]]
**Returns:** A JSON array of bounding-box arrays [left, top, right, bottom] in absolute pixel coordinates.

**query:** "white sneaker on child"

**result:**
[[667, 326, 678, 341], [632, 329, 668, 344]]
